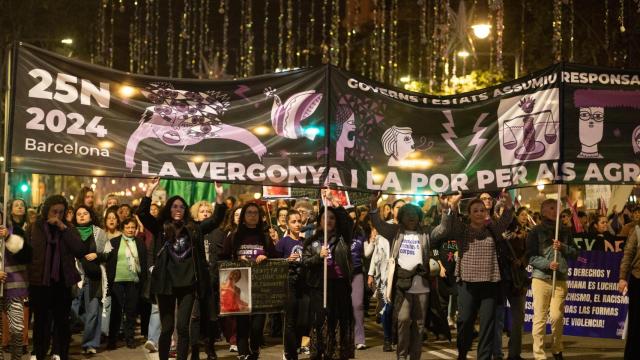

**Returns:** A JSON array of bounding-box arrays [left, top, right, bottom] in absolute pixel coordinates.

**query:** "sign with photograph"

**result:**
[[262, 185, 292, 198], [218, 260, 288, 315], [219, 267, 252, 315]]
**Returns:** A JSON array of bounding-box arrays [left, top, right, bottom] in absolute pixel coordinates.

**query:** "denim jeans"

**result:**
[[148, 303, 161, 345], [71, 281, 102, 349], [381, 302, 393, 341]]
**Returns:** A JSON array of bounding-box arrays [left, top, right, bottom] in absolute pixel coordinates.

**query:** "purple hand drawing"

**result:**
[[125, 83, 267, 170]]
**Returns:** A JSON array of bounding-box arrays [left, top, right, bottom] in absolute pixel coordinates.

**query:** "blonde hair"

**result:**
[[190, 200, 214, 220]]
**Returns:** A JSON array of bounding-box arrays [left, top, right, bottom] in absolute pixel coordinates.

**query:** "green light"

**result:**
[[20, 184, 28, 192]]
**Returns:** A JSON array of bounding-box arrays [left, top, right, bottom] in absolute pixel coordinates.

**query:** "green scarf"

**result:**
[[122, 234, 136, 242], [78, 225, 93, 242]]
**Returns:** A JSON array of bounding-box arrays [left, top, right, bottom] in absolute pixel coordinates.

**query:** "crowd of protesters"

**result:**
[[0, 179, 638, 360]]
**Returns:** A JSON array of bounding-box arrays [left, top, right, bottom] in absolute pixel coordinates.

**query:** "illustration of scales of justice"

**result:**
[[501, 103, 558, 161]]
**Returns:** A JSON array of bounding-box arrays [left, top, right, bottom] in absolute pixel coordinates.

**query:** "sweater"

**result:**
[[620, 225, 640, 281]]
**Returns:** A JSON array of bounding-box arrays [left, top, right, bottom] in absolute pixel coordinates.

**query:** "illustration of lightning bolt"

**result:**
[[464, 113, 490, 170], [441, 110, 466, 159], [234, 85, 258, 107]]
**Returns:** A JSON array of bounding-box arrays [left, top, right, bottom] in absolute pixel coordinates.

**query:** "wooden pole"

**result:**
[[551, 184, 562, 297]]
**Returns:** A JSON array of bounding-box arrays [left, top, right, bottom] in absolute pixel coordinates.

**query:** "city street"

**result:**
[[58, 314, 625, 359]]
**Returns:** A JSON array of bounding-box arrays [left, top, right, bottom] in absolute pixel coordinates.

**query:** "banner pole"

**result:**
[[1, 44, 15, 299], [323, 189, 328, 309], [551, 184, 562, 297]]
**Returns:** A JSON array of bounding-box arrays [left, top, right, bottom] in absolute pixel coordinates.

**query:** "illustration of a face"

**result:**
[[578, 107, 604, 147], [396, 131, 415, 160], [633, 126, 640, 154], [341, 113, 356, 148], [382, 126, 418, 166]]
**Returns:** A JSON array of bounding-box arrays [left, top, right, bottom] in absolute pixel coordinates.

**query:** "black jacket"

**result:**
[[26, 219, 87, 288], [104, 235, 148, 293], [137, 196, 227, 298], [302, 206, 353, 288]]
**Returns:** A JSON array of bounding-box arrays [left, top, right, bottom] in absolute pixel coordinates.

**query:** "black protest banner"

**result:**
[[218, 260, 288, 315], [9, 43, 328, 186], [8, 44, 640, 194], [328, 65, 639, 194], [561, 64, 640, 186]]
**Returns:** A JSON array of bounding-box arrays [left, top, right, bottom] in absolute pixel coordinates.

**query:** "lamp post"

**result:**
[[471, 24, 492, 39]]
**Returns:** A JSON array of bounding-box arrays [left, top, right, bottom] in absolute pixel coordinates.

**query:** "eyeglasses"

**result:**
[[579, 109, 604, 122]]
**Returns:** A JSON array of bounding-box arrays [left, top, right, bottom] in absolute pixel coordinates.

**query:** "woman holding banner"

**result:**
[[303, 197, 353, 360], [221, 202, 277, 360], [0, 199, 32, 360], [369, 192, 433, 360], [27, 195, 88, 360], [137, 178, 226, 360], [432, 191, 514, 360]]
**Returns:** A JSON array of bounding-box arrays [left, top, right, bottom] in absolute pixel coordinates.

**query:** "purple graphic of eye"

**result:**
[[147, 93, 162, 104], [163, 89, 179, 99], [201, 124, 212, 134], [155, 105, 172, 116]]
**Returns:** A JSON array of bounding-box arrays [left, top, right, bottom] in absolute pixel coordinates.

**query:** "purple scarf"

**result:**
[[43, 223, 62, 285]]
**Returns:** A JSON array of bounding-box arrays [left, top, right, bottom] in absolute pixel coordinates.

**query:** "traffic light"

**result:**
[[19, 182, 29, 193]]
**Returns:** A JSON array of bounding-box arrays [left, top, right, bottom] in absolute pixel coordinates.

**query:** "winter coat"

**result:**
[[26, 218, 87, 288]]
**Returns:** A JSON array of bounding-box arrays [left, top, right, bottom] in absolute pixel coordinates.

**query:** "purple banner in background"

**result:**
[[517, 251, 627, 339]]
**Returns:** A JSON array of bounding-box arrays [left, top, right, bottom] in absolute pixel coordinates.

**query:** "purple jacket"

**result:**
[[26, 219, 87, 288]]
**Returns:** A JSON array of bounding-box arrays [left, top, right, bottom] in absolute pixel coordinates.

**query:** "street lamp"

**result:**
[[60, 38, 73, 45], [471, 24, 491, 39]]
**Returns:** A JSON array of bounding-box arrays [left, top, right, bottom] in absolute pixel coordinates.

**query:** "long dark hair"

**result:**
[[509, 207, 531, 231], [74, 186, 94, 209], [39, 195, 69, 224], [104, 205, 121, 230], [159, 195, 195, 243], [73, 205, 96, 227], [8, 198, 27, 227], [222, 205, 243, 234], [306, 206, 351, 248], [230, 202, 268, 260]]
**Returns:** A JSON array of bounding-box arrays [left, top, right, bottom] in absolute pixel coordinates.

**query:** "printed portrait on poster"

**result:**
[[573, 89, 640, 159], [381, 126, 434, 167], [219, 267, 252, 315], [335, 105, 356, 162], [497, 88, 560, 166]]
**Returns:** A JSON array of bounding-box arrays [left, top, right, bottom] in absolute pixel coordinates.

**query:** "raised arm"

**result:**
[[367, 192, 399, 242], [137, 178, 161, 235], [430, 193, 463, 248], [492, 190, 515, 235], [199, 182, 227, 235]]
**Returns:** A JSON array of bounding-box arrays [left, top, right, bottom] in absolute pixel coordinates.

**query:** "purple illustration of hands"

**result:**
[[125, 83, 267, 170]]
